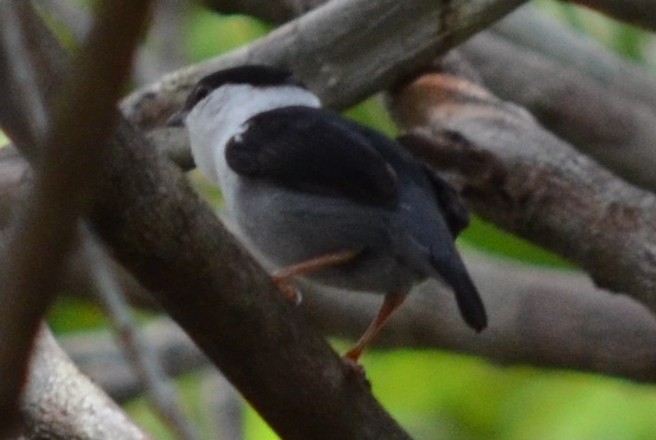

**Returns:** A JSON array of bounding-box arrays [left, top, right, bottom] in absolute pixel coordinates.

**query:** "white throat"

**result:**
[[185, 84, 321, 187]]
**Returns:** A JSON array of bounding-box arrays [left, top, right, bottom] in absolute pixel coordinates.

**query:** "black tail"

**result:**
[[433, 251, 487, 332]]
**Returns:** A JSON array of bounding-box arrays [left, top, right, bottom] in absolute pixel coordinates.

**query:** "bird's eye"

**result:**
[[193, 86, 209, 102]]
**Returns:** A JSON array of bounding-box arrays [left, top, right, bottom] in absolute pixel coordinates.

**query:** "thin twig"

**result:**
[[81, 225, 201, 440], [0, 3, 48, 154]]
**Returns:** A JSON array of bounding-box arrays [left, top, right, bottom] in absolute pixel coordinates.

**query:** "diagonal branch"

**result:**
[[82, 225, 200, 440], [388, 57, 656, 315], [93, 106, 413, 440], [122, 0, 529, 130]]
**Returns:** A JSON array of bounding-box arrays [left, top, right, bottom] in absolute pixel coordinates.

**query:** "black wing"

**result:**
[[423, 167, 470, 237], [226, 106, 398, 207], [395, 133, 470, 237]]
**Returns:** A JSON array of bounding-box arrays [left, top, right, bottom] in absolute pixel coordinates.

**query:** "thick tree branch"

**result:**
[[388, 62, 656, 315], [122, 0, 529, 130], [0, 1, 151, 433], [92, 107, 412, 440]]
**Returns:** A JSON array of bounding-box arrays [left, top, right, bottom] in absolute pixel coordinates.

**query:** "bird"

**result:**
[[168, 64, 487, 363]]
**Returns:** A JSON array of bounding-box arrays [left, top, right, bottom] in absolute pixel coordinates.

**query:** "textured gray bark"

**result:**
[[21, 327, 150, 440]]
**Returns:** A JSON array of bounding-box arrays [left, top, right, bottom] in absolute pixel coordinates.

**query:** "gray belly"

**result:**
[[228, 180, 426, 295]]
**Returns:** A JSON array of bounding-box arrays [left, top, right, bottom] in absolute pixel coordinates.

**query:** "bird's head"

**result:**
[[167, 64, 315, 126]]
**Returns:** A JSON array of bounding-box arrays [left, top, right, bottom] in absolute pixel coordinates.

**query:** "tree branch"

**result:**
[[122, 0, 529, 130], [388, 59, 656, 315], [92, 106, 413, 440]]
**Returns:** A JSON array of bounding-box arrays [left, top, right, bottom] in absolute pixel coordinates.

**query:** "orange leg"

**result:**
[[272, 249, 360, 304], [344, 293, 407, 363]]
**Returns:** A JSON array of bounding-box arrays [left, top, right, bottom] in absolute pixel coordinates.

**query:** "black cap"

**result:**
[[184, 65, 303, 112]]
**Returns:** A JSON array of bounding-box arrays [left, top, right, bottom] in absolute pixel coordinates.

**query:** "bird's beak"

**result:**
[[166, 109, 187, 127]]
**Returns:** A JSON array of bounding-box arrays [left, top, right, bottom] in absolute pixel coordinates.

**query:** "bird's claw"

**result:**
[[273, 278, 303, 305]]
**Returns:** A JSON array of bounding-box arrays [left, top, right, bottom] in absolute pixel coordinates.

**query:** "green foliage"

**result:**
[[184, 8, 270, 62], [48, 296, 109, 332], [242, 350, 656, 440], [345, 96, 400, 138], [460, 217, 571, 268], [534, 0, 654, 67]]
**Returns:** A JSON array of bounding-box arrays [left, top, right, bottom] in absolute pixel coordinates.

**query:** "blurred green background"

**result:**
[[40, 1, 656, 439]]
